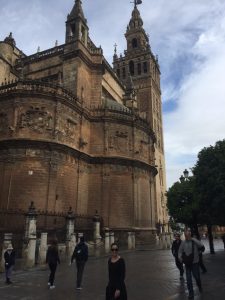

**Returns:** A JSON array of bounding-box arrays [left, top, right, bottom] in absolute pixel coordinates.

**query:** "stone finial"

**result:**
[[55, 40, 58, 47], [37, 46, 40, 53], [26, 201, 37, 217], [4, 32, 16, 47], [93, 210, 100, 222], [66, 206, 75, 219]]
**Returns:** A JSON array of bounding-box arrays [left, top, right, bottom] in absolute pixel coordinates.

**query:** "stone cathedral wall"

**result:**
[[0, 81, 157, 232]]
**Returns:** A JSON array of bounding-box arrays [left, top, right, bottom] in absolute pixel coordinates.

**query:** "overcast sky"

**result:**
[[1, 0, 225, 187]]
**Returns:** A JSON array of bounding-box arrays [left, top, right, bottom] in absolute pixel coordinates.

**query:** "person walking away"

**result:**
[[106, 243, 127, 300], [4, 244, 15, 284], [171, 233, 184, 279], [221, 233, 225, 249], [178, 228, 204, 299], [46, 239, 60, 289], [71, 236, 88, 290]]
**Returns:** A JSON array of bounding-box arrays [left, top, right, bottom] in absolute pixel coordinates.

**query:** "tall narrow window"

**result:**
[[132, 38, 138, 48], [117, 69, 120, 78], [70, 23, 76, 36], [129, 61, 135, 76], [138, 63, 141, 75], [143, 62, 148, 73], [122, 67, 126, 79], [81, 26, 86, 42]]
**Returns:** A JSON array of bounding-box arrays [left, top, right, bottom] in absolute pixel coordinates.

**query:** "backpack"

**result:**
[[182, 241, 194, 266], [74, 243, 88, 261], [75, 245, 82, 260]]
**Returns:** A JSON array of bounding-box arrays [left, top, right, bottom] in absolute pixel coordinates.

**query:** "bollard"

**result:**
[[38, 233, 48, 265], [104, 229, 110, 253]]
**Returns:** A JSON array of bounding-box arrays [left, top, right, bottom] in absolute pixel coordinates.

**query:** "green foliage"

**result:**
[[193, 140, 225, 225], [166, 177, 198, 226]]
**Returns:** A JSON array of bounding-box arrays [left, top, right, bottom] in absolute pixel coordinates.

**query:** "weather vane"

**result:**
[[130, 0, 142, 7]]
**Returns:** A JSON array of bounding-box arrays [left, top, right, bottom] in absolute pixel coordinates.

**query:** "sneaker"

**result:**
[[48, 282, 51, 286], [76, 287, 82, 290], [49, 285, 55, 289]]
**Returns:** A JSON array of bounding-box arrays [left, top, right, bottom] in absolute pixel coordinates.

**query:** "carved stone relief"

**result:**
[[18, 106, 53, 133], [109, 130, 130, 153]]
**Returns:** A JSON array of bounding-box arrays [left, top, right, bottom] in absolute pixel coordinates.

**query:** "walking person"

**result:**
[[221, 233, 225, 249], [71, 236, 88, 290], [178, 228, 204, 299], [4, 244, 15, 284], [46, 239, 60, 289], [171, 233, 184, 279], [106, 243, 127, 300]]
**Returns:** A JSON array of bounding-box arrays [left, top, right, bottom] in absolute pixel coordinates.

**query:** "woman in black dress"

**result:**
[[106, 243, 127, 300]]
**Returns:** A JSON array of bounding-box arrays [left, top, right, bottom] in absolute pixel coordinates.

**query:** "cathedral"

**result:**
[[0, 0, 167, 242]]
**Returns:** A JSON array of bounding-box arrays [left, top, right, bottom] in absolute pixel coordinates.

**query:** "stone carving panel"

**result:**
[[18, 106, 53, 133], [134, 132, 149, 159], [109, 130, 131, 154]]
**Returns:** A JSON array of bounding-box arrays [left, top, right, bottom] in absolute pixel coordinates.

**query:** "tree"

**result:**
[[166, 176, 200, 237], [193, 139, 225, 253]]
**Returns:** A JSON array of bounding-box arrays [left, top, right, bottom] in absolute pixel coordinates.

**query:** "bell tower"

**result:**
[[65, 0, 88, 46], [113, 1, 167, 228]]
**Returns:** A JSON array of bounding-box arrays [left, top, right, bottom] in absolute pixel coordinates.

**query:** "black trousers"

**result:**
[[199, 253, 207, 272], [175, 257, 184, 276], [76, 261, 86, 288], [48, 263, 57, 286]]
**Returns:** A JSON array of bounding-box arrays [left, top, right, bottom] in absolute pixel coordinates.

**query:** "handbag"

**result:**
[[182, 241, 194, 266]]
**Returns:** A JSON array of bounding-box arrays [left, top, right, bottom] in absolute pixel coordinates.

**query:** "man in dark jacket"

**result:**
[[4, 244, 16, 284], [171, 233, 184, 279], [71, 236, 88, 289]]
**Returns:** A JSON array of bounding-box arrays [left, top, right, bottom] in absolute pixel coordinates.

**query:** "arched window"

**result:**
[[132, 38, 138, 48], [70, 23, 76, 36], [129, 61, 135, 76]]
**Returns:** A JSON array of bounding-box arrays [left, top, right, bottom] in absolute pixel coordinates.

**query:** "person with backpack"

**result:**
[[71, 236, 88, 290], [178, 228, 204, 299]]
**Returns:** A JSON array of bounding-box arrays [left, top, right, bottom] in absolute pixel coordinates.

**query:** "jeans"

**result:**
[[48, 263, 57, 286], [76, 260, 86, 287], [185, 263, 202, 296]]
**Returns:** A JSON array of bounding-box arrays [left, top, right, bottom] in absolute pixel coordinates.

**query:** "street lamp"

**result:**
[[183, 169, 189, 179], [180, 169, 189, 182]]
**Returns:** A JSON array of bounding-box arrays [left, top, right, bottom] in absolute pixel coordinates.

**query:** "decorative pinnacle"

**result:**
[[114, 43, 117, 54], [130, 0, 142, 7]]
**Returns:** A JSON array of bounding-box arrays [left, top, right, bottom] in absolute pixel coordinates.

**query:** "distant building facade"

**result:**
[[0, 0, 167, 242]]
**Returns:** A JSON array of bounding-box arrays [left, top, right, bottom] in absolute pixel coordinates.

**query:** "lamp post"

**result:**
[[180, 169, 189, 183]]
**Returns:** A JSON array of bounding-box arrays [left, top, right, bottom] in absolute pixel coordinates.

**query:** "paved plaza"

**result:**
[[0, 240, 225, 300]]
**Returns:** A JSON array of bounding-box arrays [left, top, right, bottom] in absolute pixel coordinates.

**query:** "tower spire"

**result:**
[[68, 0, 86, 21], [65, 0, 89, 45]]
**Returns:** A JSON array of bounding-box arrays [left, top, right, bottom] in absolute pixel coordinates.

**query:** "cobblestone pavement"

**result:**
[[0, 240, 224, 300]]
